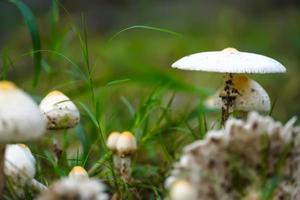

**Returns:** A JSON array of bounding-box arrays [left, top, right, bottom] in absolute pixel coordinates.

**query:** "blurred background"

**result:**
[[1, 0, 300, 198], [1, 0, 300, 120]]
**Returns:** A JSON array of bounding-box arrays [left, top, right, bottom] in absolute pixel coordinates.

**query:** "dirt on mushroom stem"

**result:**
[[220, 73, 241, 125], [0, 144, 6, 193]]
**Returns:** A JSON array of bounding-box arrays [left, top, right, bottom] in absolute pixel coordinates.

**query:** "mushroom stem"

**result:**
[[0, 144, 6, 194], [113, 154, 121, 170], [220, 73, 239, 125], [31, 178, 47, 192], [120, 155, 132, 181]]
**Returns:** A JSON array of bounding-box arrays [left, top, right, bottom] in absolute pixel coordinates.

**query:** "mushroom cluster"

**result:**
[[107, 131, 137, 181], [165, 112, 300, 200], [0, 81, 46, 193], [172, 47, 286, 124]]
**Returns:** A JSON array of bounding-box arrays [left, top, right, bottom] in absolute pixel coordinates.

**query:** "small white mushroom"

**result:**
[[169, 180, 198, 200], [106, 132, 122, 170], [205, 75, 271, 113], [107, 132, 121, 153], [4, 144, 46, 196], [116, 131, 137, 156], [69, 166, 89, 180], [0, 81, 46, 192], [115, 131, 137, 181], [172, 47, 286, 124], [39, 90, 80, 130]]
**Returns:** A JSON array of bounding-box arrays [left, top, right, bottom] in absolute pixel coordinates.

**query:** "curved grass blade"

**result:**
[[9, 0, 42, 87], [108, 25, 182, 42]]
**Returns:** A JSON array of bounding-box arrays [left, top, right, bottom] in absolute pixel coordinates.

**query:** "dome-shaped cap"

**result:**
[[39, 90, 80, 130], [4, 144, 36, 185], [0, 81, 46, 142], [205, 75, 271, 113], [69, 166, 89, 180], [106, 132, 121, 151], [172, 47, 286, 74], [116, 131, 137, 155]]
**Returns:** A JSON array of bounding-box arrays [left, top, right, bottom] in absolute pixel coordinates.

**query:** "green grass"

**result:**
[[1, 0, 300, 199]]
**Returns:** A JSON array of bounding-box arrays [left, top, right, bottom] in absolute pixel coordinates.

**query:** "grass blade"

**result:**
[[9, 0, 42, 87], [108, 25, 182, 42]]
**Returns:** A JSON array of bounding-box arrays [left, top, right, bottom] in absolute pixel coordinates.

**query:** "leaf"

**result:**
[[9, 0, 42, 87], [106, 78, 131, 87]]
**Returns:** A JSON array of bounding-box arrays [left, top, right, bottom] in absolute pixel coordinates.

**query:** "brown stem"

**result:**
[[0, 144, 6, 195], [220, 73, 238, 125], [120, 155, 132, 181]]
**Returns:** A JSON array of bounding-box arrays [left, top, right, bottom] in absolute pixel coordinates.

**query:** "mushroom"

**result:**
[[106, 131, 137, 181], [0, 81, 46, 192], [169, 180, 198, 200], [39, 90, 80, 130], [172, 47, 286, 124], [205, 75, 271, 113], [5, 144, 47, 196], [39, 90, 80, 161], [106, 132, 122, 170], [69, 166, 89, 180]]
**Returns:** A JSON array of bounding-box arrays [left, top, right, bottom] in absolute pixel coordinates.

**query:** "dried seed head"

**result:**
[[39, 90, 80, 130], [166, 112, 300, 199], [106, 132, 121, 152], [0, 80, 46, 142], [37, 177, 109, 200], [116, 131, 137, 156], [69, 166, 89, 180]]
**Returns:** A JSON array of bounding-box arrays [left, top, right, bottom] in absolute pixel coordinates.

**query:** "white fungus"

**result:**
[[0, 81, 46, 142], [116, 131, 137, 156], [69, 166, 89, 180], [0, 80, 46, 193], [39, 90, 80, 130], [205, 75, 271, 112], [172, 47, 286, 73], [106, 132, 121, 152], [4, 144, 46, 196], [170, 180, 198, 200], [172, 47, 286, 124]]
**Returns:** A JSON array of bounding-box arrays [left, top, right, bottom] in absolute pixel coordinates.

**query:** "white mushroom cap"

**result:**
[[4, 144, 36, 185], [37, 177, 109, 200], [205, 75, 271, 112], [106, 132, 121, 152], [0, 81, 46, 142], [39, 90, 80, 130], [116, 131, 137, 156], [170, 180, 198, 200], [172, 47, 286, 74], [69, 166, 89, 180]]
